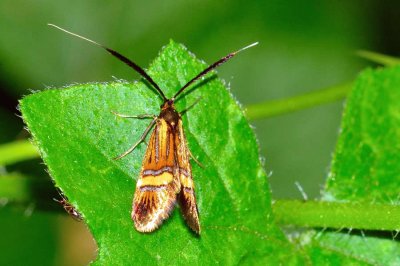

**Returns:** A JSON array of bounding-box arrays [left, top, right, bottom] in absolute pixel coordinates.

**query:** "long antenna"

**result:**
[[172, 42, 258, 100], [48, 24, 167, 101]]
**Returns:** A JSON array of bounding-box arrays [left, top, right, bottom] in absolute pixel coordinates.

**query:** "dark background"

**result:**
[[1, 1, 399, 265]]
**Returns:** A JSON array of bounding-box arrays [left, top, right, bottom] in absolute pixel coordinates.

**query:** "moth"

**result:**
[[49, 24, 257, 234]]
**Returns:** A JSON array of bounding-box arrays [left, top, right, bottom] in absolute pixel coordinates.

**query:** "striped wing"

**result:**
[[132, 119, 180, 232], [175, 120, 200, 233]]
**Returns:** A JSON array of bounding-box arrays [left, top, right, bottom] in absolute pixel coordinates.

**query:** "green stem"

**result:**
[[273, 200, 400, 231], [0, 139, 39, 166], [0, 173, 31, 201], [245, 82, 353, 120], [357, 50, 400, 66]]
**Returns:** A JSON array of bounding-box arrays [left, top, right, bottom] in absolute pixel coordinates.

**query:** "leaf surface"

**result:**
[[20, 41, 296, 265], [317, 66, 400, 265]]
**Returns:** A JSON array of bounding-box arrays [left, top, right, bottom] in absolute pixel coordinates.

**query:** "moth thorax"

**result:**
[[160, 103, 180, 127]]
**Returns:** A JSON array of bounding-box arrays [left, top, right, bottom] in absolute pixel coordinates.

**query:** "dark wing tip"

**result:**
[[132, 190, 177, 233]]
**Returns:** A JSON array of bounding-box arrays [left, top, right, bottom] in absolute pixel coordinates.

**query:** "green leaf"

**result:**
[[19, 41, 298, 264], [325, 66, 400, 203], [317, 66, 400, 264]]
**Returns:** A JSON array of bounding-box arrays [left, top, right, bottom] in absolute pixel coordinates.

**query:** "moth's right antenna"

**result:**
[[172, 42, 258, 100], [48, 24, 167, 101]]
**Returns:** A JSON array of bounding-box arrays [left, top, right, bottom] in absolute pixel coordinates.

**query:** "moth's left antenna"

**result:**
[[48, 24, 167, 101]]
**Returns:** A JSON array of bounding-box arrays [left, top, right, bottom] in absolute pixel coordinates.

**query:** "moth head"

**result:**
[[161, 99, 175, 110]]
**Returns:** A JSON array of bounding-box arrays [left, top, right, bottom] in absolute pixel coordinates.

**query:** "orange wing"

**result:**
[[132, 119, 180, 232], [175, 120, 200, 233]]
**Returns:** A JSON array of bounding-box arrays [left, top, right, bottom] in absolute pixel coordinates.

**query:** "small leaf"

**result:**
[[20, 41, 296, 264], [318, 66, 400, 264], [325, 66, 400, 203]]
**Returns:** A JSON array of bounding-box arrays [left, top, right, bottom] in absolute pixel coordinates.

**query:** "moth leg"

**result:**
[[111, 110, 156, 119], [180, 97, 202, 115], [113, 117, 157, 160], [188, 148, 204, 168], [111, 111, 154, 147]]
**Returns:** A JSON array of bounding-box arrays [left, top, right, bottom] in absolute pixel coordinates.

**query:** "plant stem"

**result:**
[[245, 82, 352, 120], [0, 173, 31, 201], [356, 50, 400, 66], [273, 200, 400, 231], [0, 139, 39, 166]]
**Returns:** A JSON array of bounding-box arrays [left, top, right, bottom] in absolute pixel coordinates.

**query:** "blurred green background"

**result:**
[[1, 1, 399, 265]]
